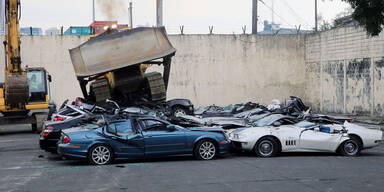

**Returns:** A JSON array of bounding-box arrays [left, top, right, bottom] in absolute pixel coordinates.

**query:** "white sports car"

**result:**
[[229, 114, 383, 157]]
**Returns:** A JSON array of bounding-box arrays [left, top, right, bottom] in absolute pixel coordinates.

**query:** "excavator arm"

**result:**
[[2, 0, 29, 110]]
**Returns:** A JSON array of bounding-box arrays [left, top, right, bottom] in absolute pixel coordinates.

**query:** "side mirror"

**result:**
[[97, 119, 107, 127], [48, 75, 52, 82], [272, 121, 282, 127], [166, 125, 176, 132]]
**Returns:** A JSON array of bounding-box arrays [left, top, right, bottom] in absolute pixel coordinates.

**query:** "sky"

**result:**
[[19, 0, 351, 34]]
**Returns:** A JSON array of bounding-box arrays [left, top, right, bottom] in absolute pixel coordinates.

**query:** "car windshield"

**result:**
[[253, 114, 285, 127]]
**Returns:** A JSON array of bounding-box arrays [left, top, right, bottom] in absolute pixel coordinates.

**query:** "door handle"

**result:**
[[147, 135, 153, 138]]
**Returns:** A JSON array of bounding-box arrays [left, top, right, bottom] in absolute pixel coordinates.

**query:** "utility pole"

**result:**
[[156, 0, 163, 27], [271, 0, 275, 24], [252, 0, 258, 34], [315, 0, 318, 32], [92, 0, 96, 22], [128, 1, 133, 28]]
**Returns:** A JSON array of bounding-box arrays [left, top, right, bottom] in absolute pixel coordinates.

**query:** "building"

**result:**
[[63, 26, 94, 36], [45, 27, 61, 35], [20, 27, 43, 36], [259, 20, 313, 35], [90, 21, 129, 35]]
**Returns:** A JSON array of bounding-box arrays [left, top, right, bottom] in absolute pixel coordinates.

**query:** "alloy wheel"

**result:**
[[199, 141, 216, 160], [174, 108, 187, 117], [91, 146, 111, 165]]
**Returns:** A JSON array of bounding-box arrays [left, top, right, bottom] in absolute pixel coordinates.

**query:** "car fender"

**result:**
[[192, 135, 221, 148], [236, 127, 274, 151], [344, 122, 383, 148]]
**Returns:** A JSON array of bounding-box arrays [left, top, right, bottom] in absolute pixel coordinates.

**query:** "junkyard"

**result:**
[[1, 0, 384, 191]]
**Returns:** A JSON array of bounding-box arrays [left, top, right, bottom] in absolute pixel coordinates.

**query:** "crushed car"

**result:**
[[229, 114, 383, 157], [57, 115, 230, 165]]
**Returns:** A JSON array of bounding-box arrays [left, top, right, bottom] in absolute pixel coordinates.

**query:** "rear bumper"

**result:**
[[57, 144, 88, 160], [39, 137, 59, 152]]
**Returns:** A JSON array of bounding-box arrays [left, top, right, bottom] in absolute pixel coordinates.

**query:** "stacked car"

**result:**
[[41, 96, 383, 165]]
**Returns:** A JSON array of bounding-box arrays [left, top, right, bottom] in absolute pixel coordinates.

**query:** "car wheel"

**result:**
[[254, 137, 279, 157], [340, 137, 361, 157], [88, 144, 114, 165], [194, 140, 218, 160], [173, 106, 188, 117]]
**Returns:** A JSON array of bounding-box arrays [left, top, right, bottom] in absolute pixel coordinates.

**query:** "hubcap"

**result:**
[[91, 146, 111, 165], [199, 142, 216, 160], [174, 109, 186, 117], [258, 140, 273, 156], [344, 141, 358, 155]]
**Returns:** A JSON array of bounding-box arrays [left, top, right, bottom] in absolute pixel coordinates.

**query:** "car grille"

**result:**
[[232, 141, 243, 150]]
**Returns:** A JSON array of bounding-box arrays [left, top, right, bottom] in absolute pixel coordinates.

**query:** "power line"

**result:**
[[281, 0, 312, 29], [259, 0, 294, 28]]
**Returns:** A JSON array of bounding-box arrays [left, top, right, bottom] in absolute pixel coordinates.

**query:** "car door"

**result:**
[[299, 126, 342, 152], [105, 120, 144, 158], [140, 119, 187, 156]]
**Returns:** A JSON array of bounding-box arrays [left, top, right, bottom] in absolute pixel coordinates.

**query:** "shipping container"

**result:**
[[90, 21, 117, 35], [64, 26, 94, 36], [20, 27, 43, 36]]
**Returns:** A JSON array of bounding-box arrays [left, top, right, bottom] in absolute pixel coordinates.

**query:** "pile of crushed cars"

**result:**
[[39, 96, 383, 165]]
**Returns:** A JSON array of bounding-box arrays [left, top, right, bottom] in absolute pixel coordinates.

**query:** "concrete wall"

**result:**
[[166, 35, 306, 106], [0, 36, 86, 106], [305, 26, 384, 115], [0, 34, 307, 107]]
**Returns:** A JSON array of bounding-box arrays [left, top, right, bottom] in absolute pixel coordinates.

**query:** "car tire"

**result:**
[[340, 136, 361, 157], [88, 144, 114, 165], [194, 139, 218, 160], [254, 137, 279, 158], [172, 106, 188, 117]]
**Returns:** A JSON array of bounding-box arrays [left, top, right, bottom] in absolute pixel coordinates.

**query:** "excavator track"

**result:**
[[144, 72, 166, 101], [91, 78, 111, 102]]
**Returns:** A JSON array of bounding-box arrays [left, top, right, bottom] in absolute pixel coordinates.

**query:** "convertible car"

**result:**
[[229, 114, 383, 157], [58, 115, 229, 165]]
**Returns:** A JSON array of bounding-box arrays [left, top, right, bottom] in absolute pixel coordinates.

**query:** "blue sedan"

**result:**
[[57, 116, 230, 165]]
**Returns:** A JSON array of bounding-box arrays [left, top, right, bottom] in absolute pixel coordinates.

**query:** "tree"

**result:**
[[341, 0, 384, 36]]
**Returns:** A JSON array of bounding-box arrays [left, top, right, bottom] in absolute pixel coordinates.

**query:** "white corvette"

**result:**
[[229, 114, 383, 157]]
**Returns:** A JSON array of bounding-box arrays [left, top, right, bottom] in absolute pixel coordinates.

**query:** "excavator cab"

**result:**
[[26, 68, 50, 102]]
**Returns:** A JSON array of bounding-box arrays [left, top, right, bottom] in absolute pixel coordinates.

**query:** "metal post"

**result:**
[[315, 0, 318, 32], [271, 0, 275, 23], [92, 0, 96, 22], [252, 0, 258, 34], [156, 0, 163, 27], [128, 2, 133, 28]]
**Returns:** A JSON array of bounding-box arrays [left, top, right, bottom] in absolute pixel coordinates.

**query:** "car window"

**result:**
[[109, 120, 134, 135], [253, 115, 282, 127], [279, 118, 297, 125], [142, 120, 167, 131]]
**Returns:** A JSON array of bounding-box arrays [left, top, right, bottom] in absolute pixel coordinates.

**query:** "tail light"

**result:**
[[53, 117, 66, 121], [350, 120, 353, 123], [62, 135, 70, 144], [42, 126, 54, 136], [75, 97, 83, 106]]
